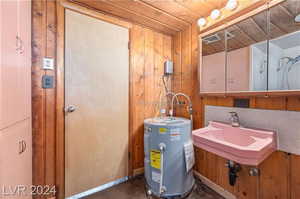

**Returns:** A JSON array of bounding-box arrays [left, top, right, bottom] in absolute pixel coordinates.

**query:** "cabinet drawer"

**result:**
[[0, 119, 32, 199]]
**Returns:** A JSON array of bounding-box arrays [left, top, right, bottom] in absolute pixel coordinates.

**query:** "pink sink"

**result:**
[[192, 121, 277, 166]]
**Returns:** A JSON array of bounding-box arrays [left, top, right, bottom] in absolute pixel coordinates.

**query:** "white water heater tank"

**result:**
[[144, 117, 195, 198]]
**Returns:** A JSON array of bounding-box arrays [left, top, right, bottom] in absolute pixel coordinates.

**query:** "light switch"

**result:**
[[42, 75, 54, 89], [43, 57, 55, 70]]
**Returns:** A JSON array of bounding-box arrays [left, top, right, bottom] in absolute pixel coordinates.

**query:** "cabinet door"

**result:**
[[0, 0, 19, 129], [0, 0, 31, 130], [17, 0, 31, 120], [0, 119, 32, 199], [201, 30, 226, 93], [201, 52, 226, 92], [227, 47, 250, 92]]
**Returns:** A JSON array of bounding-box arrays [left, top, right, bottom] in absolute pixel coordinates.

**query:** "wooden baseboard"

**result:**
[[133, 167, 144, 176], [194, 171, 237, 199]]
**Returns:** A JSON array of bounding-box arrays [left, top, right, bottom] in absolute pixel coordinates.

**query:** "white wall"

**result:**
[[283, 46, 300, 90], [252, 39, 300, 91], [268, 42, 283, 90], [268, 44, 300, 90], [250, 43, 267, 91]]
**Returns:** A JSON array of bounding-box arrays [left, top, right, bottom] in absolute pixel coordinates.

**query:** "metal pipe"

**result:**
[[159, 143, 166, 195], [159, 92, 179, 117], [170, 93, 193, 122]]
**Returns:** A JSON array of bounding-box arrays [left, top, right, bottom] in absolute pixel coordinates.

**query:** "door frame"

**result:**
[[56, 1, 133, 198]]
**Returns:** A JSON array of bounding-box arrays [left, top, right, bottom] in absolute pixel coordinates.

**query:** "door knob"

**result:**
[[65, 105, 76, 113]]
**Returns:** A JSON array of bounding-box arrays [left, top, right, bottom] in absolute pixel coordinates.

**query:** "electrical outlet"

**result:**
[[234, 98, 250, 108]]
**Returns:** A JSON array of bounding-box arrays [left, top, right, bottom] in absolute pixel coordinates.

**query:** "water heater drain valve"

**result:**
[[159, 143, 166, 152]]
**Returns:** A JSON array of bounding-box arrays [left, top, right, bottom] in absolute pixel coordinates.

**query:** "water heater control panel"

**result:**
[[164, 60, 173, 75]]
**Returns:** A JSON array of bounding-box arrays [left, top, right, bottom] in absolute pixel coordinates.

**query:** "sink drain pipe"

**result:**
[[225, 160, 241, 186]]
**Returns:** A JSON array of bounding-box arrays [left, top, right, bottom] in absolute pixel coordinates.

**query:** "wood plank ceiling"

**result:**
[[202, 0, 300, 55], [69, 0, 228, 35]]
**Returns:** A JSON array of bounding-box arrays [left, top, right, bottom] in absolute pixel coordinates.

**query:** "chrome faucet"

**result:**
[[229, 112, 240, 127]]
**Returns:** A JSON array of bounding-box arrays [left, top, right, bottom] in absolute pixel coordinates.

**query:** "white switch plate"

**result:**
[[43, 57, 55, 70]]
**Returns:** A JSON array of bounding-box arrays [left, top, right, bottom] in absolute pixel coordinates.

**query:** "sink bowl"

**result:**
[[192, 121, 277, 166]]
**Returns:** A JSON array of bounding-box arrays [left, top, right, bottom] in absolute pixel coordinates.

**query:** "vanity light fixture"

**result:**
[[225, 0, 238, 11], [197, 0, 239, 27], [197, 17, 207, 27], [210, 9, 221, 20]]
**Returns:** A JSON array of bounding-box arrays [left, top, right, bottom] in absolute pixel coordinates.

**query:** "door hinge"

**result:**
[[128, 152, 131, 160], [128, 41, 130, 50]]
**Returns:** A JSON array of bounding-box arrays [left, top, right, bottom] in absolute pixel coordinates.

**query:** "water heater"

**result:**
[[144, 117, 195, 198]]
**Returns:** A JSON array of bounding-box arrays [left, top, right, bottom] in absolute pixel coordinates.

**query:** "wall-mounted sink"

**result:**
[[192, 121, 277, 166]]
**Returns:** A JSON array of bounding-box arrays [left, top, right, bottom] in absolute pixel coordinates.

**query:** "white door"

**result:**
[[65, 10, 129, 197]]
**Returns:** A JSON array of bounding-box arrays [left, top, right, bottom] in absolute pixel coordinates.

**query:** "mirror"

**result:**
[[201, 29, 226, 93], [225, 9, 268, 92], [200, 0, 300, 94], [268, 0, 300, 91]]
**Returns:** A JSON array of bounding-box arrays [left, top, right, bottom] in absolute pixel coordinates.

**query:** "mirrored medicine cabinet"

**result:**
[[200, 0, 300, 95]]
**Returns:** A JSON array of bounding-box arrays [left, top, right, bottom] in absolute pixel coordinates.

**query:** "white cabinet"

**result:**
[[227, 47, 250, 92], [0, 0, 32, 198], [0, 119, 32, 199], [0, 0, 31, 130], [201, 51, 226, 93]]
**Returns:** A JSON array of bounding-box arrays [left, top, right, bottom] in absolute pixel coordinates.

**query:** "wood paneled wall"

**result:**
[[32, 1, 300, 198], [32, 0, 57, 193], [172, 23, 202, 129], [32, 0, 172, 196], [174, 22, 300, 199], [130, 25, 172, 170]]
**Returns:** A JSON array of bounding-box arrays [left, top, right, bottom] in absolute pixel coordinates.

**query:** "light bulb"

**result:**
[[210, 9, 221, 20], [197, 17, 206, 27], [226, 0, 238, 11]]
